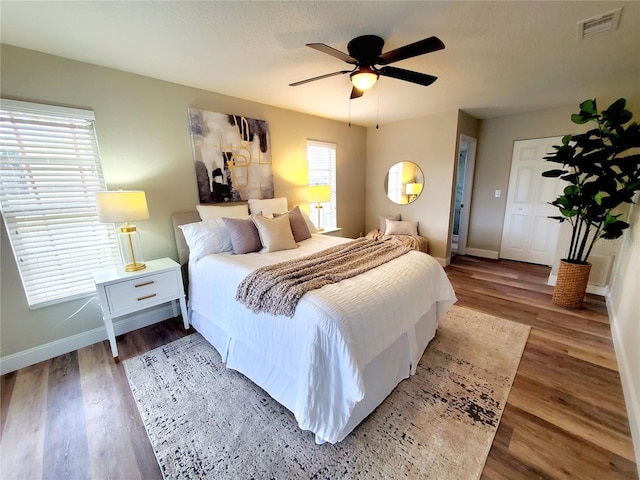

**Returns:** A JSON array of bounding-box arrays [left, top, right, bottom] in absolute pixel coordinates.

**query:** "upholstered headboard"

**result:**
[[171, 211, 201, 265]]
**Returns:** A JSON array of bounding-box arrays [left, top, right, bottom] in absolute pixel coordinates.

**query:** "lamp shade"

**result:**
[[96, 190, 149, 223], [405, 183, 423, 196], [350, 67, 379, 90], [307, 185, 331, 203]]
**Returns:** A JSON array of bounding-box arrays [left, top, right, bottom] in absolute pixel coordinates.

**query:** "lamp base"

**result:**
[[124, 262, 146, 272], [118, 224, 146, 272], [315, 204, 324, 232]]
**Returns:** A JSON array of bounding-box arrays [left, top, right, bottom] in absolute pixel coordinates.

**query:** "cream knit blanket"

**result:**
[[236, 238, 411, 317]]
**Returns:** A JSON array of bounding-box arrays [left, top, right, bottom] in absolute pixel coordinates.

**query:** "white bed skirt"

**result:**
[[190, 303, 439, 444]]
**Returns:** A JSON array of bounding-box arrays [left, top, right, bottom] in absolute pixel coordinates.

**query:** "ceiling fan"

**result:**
[[290, 35, 445, 99]]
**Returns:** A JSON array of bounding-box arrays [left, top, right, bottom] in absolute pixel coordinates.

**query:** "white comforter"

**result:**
[[188, 234, 456, 443]]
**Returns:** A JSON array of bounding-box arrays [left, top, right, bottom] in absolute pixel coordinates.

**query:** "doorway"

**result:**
[[451, 134, 476, 256], [500, 137, 564, 265]]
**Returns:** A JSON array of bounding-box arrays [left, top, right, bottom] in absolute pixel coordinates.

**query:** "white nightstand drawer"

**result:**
[[105, 270, 180, 316]]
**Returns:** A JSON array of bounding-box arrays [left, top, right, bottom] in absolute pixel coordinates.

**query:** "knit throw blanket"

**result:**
[[236, 238, 411, 317]]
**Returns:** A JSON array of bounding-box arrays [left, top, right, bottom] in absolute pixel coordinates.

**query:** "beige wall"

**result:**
[[365, 109, 478, 263], [365, 110, 460, 262], [608, 200, 640, 463], [0, 45, 366, 358], [450, 110, 480, 258], [470, 105, 578, 253], [470, 92, 640, 255]]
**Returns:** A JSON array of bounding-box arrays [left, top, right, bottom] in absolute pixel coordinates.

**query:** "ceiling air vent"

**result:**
[[578, 8, 622, 40]]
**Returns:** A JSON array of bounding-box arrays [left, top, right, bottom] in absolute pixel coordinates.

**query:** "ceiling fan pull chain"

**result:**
[[376, 84, 380, 129], [348, 99, 351, 127]]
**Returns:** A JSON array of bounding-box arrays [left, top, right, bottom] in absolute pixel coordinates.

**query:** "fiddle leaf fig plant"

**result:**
[[542, 98, 640, 264]]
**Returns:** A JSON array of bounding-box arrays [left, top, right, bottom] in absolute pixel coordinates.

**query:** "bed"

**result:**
[[172, 203, 456, 444]]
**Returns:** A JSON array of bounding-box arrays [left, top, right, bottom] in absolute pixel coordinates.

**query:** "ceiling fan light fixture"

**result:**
[[350, 67, 378, 90]]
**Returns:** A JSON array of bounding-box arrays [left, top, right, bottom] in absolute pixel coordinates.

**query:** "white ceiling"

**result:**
[[1, 1, 639, 127]]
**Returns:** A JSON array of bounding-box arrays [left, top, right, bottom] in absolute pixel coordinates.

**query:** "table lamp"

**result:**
[[96, 190, 149, 271], [307, 185, 330, 232], [405, 182, 423, 202]]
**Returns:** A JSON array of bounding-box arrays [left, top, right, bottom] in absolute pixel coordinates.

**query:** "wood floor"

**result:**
[[1, 255, 637, 479]]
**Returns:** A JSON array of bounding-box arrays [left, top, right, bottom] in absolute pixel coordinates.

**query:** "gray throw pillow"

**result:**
[[275, 206, 311, 242], [222, 217, 262, 254]]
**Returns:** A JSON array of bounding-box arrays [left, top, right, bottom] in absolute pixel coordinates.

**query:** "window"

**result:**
[[307, 140, 337, 230], [387, 162, 403, 204], [0, 99, 120, 308]]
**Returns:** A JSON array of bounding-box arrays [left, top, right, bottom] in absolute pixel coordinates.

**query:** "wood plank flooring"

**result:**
[[1, 255, 637, 479]]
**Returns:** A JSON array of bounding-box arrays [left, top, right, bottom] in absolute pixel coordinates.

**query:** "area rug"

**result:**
[[123, 306, 530, 480]]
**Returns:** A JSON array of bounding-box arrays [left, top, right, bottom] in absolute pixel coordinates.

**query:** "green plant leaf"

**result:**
[[601, 220, 630, 239], [603, 213, 619, 226], [541, 97, 640, 263], [602, 98, 632, 131], [594, 192, 604, 205], [560, 208, 577, 217], [564, 185, 579, 196], [542, 169, 566, 177], [560, 173, 580, 184], [572, 99, 598, 124]]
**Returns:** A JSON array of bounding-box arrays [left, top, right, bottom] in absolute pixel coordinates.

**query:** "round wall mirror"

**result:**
[[384, 161, 424, 205]]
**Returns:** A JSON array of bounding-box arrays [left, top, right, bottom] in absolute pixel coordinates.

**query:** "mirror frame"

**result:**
[[384, 161, 424, 205]]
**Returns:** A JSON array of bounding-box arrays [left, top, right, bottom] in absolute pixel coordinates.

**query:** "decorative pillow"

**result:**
[[385, 218, 419, 236], [248, 197, 288, 217], [179, 219, 232, 261], [379, 213, 401, 232], [274, 206, 312, 242], [196, 203, 248, 221], [222, 217, 262, 254], [251, 213, 298, 253]]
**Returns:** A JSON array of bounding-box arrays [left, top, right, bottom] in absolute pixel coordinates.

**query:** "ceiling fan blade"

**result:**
[[379, 66, 438, 87], [289, 70, 350, 87], [307, 43, 358, 64], [377, 36, 445, 65], [350, 86, 364, 99]]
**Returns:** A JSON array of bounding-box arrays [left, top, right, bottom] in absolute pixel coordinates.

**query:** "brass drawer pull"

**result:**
[[137, 293, 157, 301], [135, 280, 155, 288]]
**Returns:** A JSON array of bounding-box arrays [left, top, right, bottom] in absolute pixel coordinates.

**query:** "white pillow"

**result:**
[[196, 203, 248, 221], [251, 213, 298, 253], [300, 209, 318, 234], [248, 197, 288, 216], [179, 219, 232, 261], [385, 218, 419, 236], [379, 213, 401, 232]]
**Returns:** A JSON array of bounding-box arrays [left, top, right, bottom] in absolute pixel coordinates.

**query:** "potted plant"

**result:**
[[543, 98, 640, 308]]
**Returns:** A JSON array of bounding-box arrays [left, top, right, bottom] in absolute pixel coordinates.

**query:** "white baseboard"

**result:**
[[464, 248, 499, 259], [606, 293, 640, 474], [547, 274, 608, 296], [0, 304, 177, 375], [436, 256, 449, 267]]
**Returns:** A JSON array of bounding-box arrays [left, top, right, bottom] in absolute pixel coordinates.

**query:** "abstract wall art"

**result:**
[[188, 109, 273, 203]]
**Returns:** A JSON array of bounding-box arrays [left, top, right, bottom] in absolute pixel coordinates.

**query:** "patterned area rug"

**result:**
[[124, 306, 530, 479]]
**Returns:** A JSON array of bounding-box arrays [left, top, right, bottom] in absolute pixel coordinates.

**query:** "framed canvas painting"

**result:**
[[188, 109, 273, 203]]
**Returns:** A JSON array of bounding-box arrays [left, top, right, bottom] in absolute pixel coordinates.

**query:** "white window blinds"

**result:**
[[0, 99, 121, 309], [307, 140, 337, 229]]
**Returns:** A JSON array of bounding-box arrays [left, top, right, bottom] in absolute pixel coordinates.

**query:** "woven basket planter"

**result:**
[[552, 260, 591, 309]]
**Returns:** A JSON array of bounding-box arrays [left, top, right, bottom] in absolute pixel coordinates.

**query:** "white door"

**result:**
[[500, 137, 564, 266]]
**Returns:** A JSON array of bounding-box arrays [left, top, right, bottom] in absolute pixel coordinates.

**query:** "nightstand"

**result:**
[[319, 227, 342, 237], [93, 257, 188, 361]]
